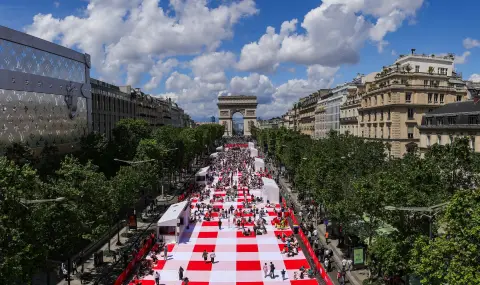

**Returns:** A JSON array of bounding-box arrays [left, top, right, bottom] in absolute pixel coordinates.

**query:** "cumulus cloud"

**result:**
[[469, 74, 480, 83], [237, 0, 423, 72], [190, 52, 236, 84], [463, 38, 480, 49], [229, 73, 275, 104], [454, 51, 471, 64], [25, 0, 258, 84]]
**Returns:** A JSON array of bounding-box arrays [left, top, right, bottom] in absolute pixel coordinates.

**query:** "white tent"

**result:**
[[250, 148, 258, 158], [216, 146, 224, 152], [248, 142, 255, 149], [195, 166, 210, 185], [261, 177, 280, 203], [210, 152, 219, 159], [254, 157, 265, 172], [156, 201, 190, 244]]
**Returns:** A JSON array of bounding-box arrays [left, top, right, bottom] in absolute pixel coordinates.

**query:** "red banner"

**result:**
[[224, 144, 249, 148], [289, 209, 333, 285], [114, 236, 155, 285]]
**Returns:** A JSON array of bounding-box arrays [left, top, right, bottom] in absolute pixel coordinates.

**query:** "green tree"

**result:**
[[0, 157, 45, 283], [410, 189, 480, 285], [4, 142, 35, 167], [112, 119, 151, 160]]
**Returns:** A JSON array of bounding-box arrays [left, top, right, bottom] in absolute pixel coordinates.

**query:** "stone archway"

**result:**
[[217, 95, 257, 137]]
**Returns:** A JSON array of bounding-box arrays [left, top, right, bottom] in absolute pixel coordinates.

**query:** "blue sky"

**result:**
[[1, 0, 479, 121]]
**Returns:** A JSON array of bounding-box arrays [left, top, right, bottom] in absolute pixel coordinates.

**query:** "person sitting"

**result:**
[[300, 271, 305, 279], [243, 228, 249, 236]]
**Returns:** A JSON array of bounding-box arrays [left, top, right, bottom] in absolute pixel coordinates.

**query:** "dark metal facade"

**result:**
[[0, 26, 91, 150]]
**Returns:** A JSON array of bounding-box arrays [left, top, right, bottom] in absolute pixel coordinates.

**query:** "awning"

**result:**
[[157, 201, 189, 227]]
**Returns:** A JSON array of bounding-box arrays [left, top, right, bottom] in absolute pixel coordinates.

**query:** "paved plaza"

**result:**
[[129, 173, 318, 285]]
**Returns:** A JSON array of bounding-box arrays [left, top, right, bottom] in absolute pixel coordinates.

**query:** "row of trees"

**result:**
[[252, 127, 480, 285], [0, 119, 224, 284]]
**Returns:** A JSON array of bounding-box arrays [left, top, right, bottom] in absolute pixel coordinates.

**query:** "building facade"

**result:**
[[298, 93, 320, 137], [358, 51, 468, 157], [0, 26, 91, 152], [92, 80, 192, 139], [315, 84, 356, 139], [419, 100, 480, 153]]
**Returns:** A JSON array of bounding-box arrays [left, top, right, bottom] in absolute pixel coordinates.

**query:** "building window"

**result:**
[[425, 117, 433, 125], [405, 92, 412, 103], [427, 135, 431, 147], [437, 135, 442, 145], [424, 80, 429, 86], [428, 93, 433, 103], [408, 108, 414, 119], [440, 94, 444, 104], [415, 65, 420, 72], [457, 95, 462, 102], [447, 116, 456, 125], [388, 126, 391, 138], [437, 117, 444, 125], [388, 109, 391, 120], [449, 135, 454, 144], [434, 94, 438, 103], [468, 115, 479, 125], [471, 136, 476, 151], [408, 126, 414, 139]]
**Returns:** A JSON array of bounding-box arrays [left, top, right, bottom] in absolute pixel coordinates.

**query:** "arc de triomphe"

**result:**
[[217, 95, 257, 136]]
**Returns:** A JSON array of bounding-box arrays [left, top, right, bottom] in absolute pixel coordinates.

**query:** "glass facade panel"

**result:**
[[0, 39, 86, 83]]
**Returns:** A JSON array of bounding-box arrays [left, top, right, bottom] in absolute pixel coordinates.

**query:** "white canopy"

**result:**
[[250, 148, 258, 158], [216, 146, 224, 152], [157, 201, 189, 227], [210, 152, 219, 158], [261, 177, 280, 203], [248, 142, 255, 149], [195, 166, 210, 177], [254, 157, 265, 172]]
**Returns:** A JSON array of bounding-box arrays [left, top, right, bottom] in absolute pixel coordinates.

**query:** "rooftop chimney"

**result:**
[[411, 48, 416, 55]]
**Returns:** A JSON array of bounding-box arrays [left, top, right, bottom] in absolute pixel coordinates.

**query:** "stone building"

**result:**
[[357, 50, 468, 157]]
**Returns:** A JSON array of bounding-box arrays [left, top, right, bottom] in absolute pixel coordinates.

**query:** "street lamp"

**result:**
[[384, 202, 448, 239]]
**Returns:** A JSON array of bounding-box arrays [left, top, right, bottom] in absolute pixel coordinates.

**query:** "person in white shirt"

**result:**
[[341, 258, 347, 269], [154, 271, 160, 285]]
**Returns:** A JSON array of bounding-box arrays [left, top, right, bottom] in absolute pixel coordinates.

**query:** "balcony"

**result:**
[[340, 116, 358, 123]]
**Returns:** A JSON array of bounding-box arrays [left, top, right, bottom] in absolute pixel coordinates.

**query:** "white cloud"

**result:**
[[391, 50, 397, 56], [469, 74, 480, 83], [54, 1, 60, 8], [229, 73, 275, 104], [463, 38, 480, 49], [143, 58, 178, 91], [237, 0, 424, 72], [190, 52, 236, 84], [454, 51, 471, 65], [25, 0, 258, 83]]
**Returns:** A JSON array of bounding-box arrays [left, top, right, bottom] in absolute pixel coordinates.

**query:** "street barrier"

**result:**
[[289, 209, 333, 285], [114, 235, 155, 285]]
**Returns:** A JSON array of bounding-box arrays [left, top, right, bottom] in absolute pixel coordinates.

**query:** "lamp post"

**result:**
[[384, 202, 449, 239]]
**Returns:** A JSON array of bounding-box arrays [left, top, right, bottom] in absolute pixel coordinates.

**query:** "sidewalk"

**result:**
[[267, 162, 368, 285], [56, 194, 178, 285]]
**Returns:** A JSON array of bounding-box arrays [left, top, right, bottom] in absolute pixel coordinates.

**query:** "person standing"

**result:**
[[210, 250, 216, 263], [218, 219, 222, 230], [269, 262, 275, 279], [164, 245, 169, 261], [154, 271, 160, 285], [202, 250, 208, 263], [178, 266, 184, 280], [281, 269, 286, 280], [263, 263, 268, 278]]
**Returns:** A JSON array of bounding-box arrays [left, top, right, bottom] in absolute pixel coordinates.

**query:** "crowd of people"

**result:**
[[129, 140, 320, 285]]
